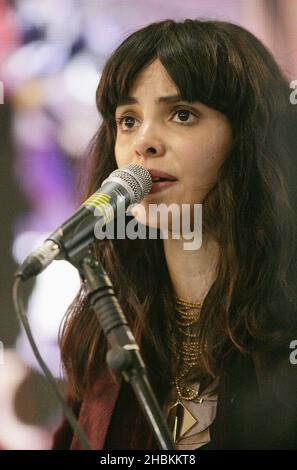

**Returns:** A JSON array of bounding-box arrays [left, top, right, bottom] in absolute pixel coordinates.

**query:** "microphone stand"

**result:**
[[69, 243, 175, 450]]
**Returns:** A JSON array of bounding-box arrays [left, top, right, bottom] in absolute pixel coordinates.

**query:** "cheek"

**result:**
[[114, 138, 130, 168], [186, 130, 231, 181], [114, 139, 121, 167]]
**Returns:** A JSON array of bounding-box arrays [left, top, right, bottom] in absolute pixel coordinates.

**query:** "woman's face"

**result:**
[[114, 59, 232, 228]]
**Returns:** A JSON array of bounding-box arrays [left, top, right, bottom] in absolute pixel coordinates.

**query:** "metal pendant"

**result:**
[[167, 399, 197, 442]]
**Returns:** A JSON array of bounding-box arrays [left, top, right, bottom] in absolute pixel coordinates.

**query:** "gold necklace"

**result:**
[[169, 297, 206, 401], [167, 297, 206, 442]]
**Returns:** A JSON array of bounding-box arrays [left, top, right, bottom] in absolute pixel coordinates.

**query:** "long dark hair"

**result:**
[[59, 19, 297, 401]]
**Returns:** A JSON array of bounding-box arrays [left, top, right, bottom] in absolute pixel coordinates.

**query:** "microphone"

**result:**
[[16, 164, 152, 281]]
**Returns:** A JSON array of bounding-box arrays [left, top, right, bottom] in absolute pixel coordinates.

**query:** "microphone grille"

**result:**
[[105, 164, 152, 203]]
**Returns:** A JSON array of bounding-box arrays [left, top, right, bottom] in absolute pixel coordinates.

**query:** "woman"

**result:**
[[53, 19, 297, 450]]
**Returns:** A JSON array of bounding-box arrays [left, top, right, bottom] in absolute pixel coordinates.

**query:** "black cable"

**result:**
[[12, 275, 92, 450]]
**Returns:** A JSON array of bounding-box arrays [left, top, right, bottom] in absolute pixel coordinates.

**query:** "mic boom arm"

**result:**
[[80, 246, 175, 450]]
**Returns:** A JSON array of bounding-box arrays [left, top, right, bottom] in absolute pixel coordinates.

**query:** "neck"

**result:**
[[163, 234, 219, 303]]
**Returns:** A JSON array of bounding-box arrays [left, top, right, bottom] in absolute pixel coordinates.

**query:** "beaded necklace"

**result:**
[[167, 297, 207, 442]]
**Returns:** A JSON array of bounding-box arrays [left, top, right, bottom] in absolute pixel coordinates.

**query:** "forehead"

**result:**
[[129, 59, 178, 96]]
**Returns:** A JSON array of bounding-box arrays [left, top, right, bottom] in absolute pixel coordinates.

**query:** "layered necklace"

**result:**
[[169, 297, 206, 400], [167, 297, 207, 442]]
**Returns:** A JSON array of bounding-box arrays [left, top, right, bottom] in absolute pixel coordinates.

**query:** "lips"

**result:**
[[146, 169, 177, 194], [148, 169, 177, 182]]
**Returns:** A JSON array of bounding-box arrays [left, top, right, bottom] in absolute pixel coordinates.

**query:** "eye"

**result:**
[[171, 109, 198, 125], [115, 115, 140, 131], [115, 107, 199, 132]]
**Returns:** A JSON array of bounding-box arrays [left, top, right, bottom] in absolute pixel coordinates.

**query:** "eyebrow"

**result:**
[[116, 94, 186, 107]]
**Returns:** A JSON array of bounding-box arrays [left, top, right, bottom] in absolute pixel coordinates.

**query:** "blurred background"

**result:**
[[0, 0, 296, 450]]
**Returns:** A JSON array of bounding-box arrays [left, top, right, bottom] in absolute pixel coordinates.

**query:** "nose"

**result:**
[[134, 137, 165, 160]]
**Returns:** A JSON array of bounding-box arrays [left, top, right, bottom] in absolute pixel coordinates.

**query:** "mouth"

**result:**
[[147, 169, 178, 194], [148, 169, 177, 182]]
